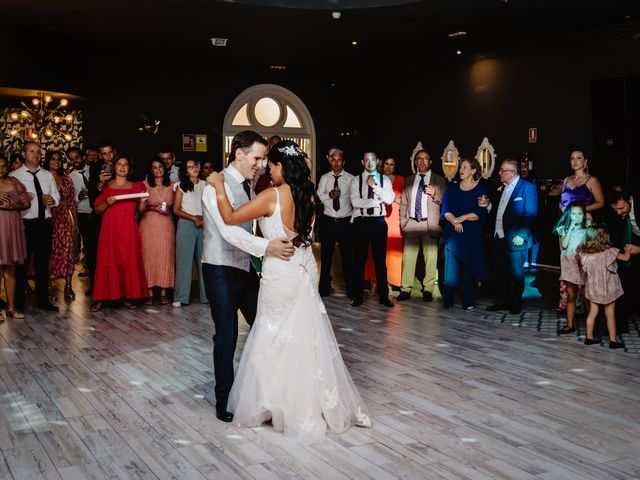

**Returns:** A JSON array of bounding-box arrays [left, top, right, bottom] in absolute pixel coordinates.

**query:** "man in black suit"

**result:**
[[607, 186, 640, 335]]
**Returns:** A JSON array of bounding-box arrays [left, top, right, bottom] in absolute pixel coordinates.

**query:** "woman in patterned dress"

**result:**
[[44, 150, 77, 301], [139, 158, 175, 305]]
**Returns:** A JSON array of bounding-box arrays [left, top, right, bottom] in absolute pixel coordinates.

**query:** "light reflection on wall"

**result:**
[[469, 58, 503, 94]]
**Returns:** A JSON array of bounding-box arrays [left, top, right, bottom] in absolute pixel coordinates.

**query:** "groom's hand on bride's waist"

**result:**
[[266, 238, 295, 260]]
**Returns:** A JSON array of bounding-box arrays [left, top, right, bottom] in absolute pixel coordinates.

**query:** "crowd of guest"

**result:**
[[316, 147, 639, 348], [0, 140, 638, 350], [0, 140, 216, 318]]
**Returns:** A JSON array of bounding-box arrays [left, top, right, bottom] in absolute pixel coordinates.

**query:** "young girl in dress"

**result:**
[[554, 202, 589, 334], [577, 225, 631, 348]]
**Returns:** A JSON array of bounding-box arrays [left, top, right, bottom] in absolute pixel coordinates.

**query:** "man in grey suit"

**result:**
[[201, 130, 294, 422], [397, 150, 446, 301]]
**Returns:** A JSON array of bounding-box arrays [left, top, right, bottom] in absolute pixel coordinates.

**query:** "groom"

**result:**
[[202, 130, 295, 422]]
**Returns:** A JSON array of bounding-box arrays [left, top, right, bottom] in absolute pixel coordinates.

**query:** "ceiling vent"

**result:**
[[210, 38, 228, 47]]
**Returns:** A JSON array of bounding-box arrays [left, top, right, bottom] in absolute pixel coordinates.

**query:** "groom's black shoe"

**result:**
[[351, 297, 363, 307], [216, 408, 233, 423]]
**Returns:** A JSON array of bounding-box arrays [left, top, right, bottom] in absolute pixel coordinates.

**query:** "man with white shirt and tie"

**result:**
[[350, 151, 396, 307], [201, 130, 295, 422], [487, 159, 537, 314], [10, 141, 60, 312], [317, 147, 356, 298], [68, 146, 94, 280], [398, 150, 446, 302]]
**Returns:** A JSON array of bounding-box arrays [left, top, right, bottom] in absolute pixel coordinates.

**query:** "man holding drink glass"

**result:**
[[10, 141, 60, 312]]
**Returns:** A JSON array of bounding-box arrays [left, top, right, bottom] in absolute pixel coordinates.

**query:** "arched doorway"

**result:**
[[223, 84, 317, 181]]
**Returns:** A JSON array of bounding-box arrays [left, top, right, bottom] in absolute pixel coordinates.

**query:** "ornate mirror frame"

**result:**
[[475, 137, 496, 179], [441, 140, 460, 181]]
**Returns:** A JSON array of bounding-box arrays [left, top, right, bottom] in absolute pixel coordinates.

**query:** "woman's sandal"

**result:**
[[160, 296, 170, 305], [90, 302, 103, 312], [6, 308, 25, 319], [124, 301, 137, 310], [557, 325, 576, 334], [144, 297, 153, 306]]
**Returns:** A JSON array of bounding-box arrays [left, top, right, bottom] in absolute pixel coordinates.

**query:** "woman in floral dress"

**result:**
[[44, 150, 77, 301]]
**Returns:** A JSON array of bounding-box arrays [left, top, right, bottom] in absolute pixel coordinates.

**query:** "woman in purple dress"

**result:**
[[557, 149, 605, 317], [0, 155, 30, 320]]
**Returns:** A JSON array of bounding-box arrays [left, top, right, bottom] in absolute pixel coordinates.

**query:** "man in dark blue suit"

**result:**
[[487, 159, 538, 314]]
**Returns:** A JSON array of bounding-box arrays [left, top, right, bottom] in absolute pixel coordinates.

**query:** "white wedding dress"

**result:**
[[228, 188, 371, 443]]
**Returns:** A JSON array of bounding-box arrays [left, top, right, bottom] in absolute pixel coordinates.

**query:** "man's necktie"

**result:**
[[28, 169, 45, 221], [241, 179, 262, 272], [367, 175, 375, 215], [79, 170, 89, 189], [621, 216, 632, 270], [242, 180, 251, 200], [332, 175, 340, 211], [415, 174, 425, 221]]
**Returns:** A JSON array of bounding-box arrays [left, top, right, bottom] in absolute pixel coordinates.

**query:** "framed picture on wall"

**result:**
[[182, 133, 195, 152]]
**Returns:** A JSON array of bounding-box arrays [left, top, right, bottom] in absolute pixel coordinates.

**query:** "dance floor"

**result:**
[[1, 262, 639, 479]]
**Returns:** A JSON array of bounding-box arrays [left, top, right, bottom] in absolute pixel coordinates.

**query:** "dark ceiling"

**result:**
[[2, 0, 639, 95]]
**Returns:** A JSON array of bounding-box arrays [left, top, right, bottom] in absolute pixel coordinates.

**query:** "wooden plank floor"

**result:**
[[1, 258, 639, 479]]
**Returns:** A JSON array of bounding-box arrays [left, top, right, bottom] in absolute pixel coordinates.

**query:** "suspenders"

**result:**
[[358, 173, 384, 217]]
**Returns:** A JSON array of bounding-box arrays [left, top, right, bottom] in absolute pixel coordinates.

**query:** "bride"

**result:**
[[207, 140, 371, 443]]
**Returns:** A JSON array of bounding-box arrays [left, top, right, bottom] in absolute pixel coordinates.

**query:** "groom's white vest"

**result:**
[[203, 166, 254, 271]]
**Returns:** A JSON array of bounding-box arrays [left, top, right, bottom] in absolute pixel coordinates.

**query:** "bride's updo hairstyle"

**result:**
[[268, 140, 316, 247]]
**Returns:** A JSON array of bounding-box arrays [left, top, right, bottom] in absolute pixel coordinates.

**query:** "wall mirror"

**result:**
[[441, 140, 460, 181], [475, 137, 496, 179]]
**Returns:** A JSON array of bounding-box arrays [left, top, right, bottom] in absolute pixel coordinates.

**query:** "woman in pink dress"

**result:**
[[577, 225, 630, 349], [0, 155, 30, 320], [91, 156, 147, 312], [382, 157, 404, 288], [139, 158, 176, 305], [44, 150, 78, 301]]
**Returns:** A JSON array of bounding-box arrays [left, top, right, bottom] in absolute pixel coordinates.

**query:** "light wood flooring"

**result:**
[[1, 261, 639, 479]]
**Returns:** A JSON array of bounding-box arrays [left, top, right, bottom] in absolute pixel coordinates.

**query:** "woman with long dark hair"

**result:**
[[172, 159, 207, 307], [91, 155, 147, 311], [139, 157, 175, 305], [207, 140, 371, 443], [44, 150, 78, 301]]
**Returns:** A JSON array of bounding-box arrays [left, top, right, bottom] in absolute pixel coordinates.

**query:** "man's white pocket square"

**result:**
[[513, 197, 523, 201]]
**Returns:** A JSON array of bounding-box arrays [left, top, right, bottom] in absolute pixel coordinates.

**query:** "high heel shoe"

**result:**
[[64, 285, 76, 301]]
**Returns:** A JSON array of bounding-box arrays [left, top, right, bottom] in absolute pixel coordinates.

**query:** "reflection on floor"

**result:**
[[0, 259, 638, 479]]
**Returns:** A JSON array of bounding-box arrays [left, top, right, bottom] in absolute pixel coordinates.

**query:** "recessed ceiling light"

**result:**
[[332, 11, 341, 19], [456, 49, 462, 55], [210, 37, 228, 47], [270, 65, 287, 70], [352, 40, 358, 46], [448, 31, 467, 38]]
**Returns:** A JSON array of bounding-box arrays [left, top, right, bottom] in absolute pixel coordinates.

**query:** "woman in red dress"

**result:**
[[44, 150, 78, 301], [91, 155, 147, 311]]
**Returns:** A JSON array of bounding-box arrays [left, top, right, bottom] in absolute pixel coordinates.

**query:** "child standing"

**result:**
[[577, 225, 631, 349], [554, 202, 589, 334]]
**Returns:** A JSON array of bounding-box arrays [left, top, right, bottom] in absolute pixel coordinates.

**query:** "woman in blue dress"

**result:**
[[441, 157, 489, 309]]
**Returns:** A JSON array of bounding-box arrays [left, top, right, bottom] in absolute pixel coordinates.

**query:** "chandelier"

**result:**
[[8, 92, 76, 144]]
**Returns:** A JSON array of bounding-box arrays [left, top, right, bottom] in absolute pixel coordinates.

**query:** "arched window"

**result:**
[[223, 84, 317, 181]]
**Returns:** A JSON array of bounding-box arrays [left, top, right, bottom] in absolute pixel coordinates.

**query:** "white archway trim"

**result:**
[[223, 84, 316, 181]]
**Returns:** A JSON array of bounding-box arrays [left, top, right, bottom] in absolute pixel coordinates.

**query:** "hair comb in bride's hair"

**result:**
[[277, 144, 306, 157]]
